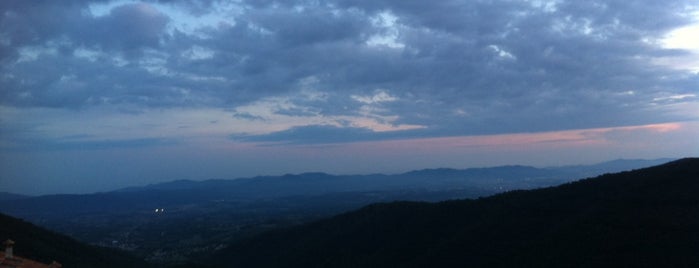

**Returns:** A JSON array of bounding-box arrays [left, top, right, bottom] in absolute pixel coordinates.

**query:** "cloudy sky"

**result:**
[[1, 0, 698, 195]]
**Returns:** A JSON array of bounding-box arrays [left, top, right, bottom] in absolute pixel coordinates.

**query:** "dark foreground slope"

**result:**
[[0, 213, 150, 268], [213, 158, 699, 268]]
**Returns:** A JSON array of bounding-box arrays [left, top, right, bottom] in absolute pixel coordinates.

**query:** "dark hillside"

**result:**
[[0, 213, 150, 268], [213, 158, 699, 267]]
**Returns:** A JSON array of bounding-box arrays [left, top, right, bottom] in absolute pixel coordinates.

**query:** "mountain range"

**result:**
[[0, 158, 679, 265], [213, 158, 699, 267], [0, 158, 672, 224]]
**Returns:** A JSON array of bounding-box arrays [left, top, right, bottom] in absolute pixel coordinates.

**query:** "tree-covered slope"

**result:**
[[213, 158, 699, 267], [0, 213, 150, 268]]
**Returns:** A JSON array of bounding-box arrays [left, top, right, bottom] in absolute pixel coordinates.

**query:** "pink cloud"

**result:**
[[356, 122, 686, 151]]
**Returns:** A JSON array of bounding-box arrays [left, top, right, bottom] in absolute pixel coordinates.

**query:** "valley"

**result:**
[[0, 159, 672, 265]]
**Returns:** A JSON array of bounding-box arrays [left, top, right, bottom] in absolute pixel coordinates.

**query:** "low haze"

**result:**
[[1, 0, 698, 195]]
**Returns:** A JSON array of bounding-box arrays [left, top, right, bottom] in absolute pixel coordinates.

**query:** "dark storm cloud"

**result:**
[[0, 1, 80, 62], [81, 3, 170, 53], [0, 1, 169, 59], [246, 6, 368, 47], [0, 1, 192, 108], [1, 0, 697, 142]]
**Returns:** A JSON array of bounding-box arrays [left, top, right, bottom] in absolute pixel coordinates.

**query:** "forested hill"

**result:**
[[0, 213, 150, 268], [213, 158, 699, 267]]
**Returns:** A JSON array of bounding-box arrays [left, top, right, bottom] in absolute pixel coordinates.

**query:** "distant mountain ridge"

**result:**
[[0, 158, 676, 265], [211, 157, 699, 267], [0, 192, 28, 201], [115, 158, 674, 193], [0, 158, 673, 220]]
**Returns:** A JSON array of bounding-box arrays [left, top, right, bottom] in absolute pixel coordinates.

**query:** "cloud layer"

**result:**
[[1, 0, 698, 146]]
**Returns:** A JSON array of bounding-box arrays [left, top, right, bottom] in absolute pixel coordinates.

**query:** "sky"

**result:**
[[1, 0, 698, 195]]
